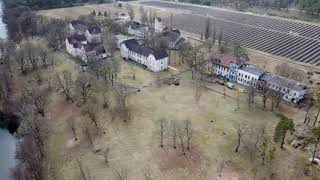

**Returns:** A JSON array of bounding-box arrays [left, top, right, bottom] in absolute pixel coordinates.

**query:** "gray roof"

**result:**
[[87, 25, 101, 34], [153, 49, 168, 60], [240, 65, 266, 76], [122, 39, 168, 60], [260, 73, 306, 92], [127, 21, 147, 30], [161, 31, 181, 43]]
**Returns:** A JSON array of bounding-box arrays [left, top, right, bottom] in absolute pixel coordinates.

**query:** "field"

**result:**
[[35, 3, 320, 179], [30, 45, 313, 179]]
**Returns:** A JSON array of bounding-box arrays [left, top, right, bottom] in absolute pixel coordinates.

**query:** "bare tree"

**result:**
[[115, 84, 131, 109], [77, 159, 89, 180], [139, 6, 148, 25], [83, 101, 99, 130], [194, 78, 202, 105], [143, 168, 152, 180], [76, 74, 93, 104], [102, 89, 111, 109], [116, 168, 128, 180], [68, 117, 78, 141], [127, 5, 135, 21], [275, 63, 306, 82], [184, 119, 193, 150], [12, 134, 43, 180], [14, 48, 28, 74], [101, 60, 120, 86], [81, 118, 93, 146], [105, 33, 117, 57], [304, 90, 314, 124], [235, 123, 246, 152], [158, 118, 167, 148], [259, 80, 269, 109], [101, 147, 110, 166], [218, 29, 223, 47], [171, 120, 177, 149], [54, 71, 74, 102], [178, 127, 186, 156], [204, 17, 211, 40], [30, 88, 49, 117], [38, 46, 49, 68], [87, 55, 101, 80], [247, 82, 255, 108]]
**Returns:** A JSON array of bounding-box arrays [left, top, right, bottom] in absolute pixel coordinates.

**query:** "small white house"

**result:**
[[237, 65, 265, 87], [155, 17, 164, 33], [85, 26, 102, 43], [66, 35, 87, 58], [127, 21, 149, 37], [161, 30, 186, 49], [82, 44, 107, 62], [120, 39, 168, 72]]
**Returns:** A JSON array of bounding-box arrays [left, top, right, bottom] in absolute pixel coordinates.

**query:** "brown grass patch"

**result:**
[[152, 145, 204, 172]]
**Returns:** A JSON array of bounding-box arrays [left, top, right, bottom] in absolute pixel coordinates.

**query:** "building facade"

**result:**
[[127, 21, 149, 37], [237, 65, 266, 86], [85, 26, 102, 43], [258, 73, 307, 103], [120, 39, 168, 72]]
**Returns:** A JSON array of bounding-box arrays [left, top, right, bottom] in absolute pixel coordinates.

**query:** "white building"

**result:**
[[66, 34, 106, 62], [237, 65, 266, 86], [161, 30, 186, 49], [115, 35, 141, 49], [82, 44, 107, 62], [85, 26, 102, 43], [259, 73, 307, 103], [70, 20, 87, 35], [155, 17, 164, 33], [66, 34, 87, 58], [127, 21, 149, 37], [120, 39, 168, 72]]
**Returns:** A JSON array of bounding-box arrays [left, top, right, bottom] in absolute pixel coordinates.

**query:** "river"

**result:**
[[0, 1, 15, 179], [0, 129, 16, 180]]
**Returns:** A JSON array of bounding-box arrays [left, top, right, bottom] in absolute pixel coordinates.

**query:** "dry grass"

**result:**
[[33, 3, 320, 179], [43, 60, 313, 179]]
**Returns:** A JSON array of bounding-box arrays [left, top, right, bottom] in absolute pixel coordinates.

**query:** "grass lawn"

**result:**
[[42, 59, 313, 179]]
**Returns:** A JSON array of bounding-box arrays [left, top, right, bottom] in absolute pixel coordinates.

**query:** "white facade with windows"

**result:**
[[65, 38, 86, 58], [120, 40, 168, 72], [237, 65, 265, 86]]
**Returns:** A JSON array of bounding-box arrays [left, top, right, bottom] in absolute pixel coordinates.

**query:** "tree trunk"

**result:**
[[160, 133, 163, 148], [311, 139, 319, 165], [304, 106, 311, 123], [235, 136, 241, 152], [280, 134, 285, 149], [314, 109, 320, 127]]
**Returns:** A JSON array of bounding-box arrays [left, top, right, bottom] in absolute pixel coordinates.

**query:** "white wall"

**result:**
[[120, 43, 168, 72], [85, 30, 102, 43], [213, 64, 228, 78], [155, 19, 163, 33], [237, 69, 259, 86]]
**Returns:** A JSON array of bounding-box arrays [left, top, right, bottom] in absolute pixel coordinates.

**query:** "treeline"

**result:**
[[3, 0, 108, 11], [177, 0, 320, 17]]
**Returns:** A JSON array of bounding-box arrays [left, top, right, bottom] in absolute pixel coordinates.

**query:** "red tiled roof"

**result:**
[[212, 54, 241, 67]]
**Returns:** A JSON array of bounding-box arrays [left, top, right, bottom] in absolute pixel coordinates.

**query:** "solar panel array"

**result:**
[[143, 1, 320, 65]]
